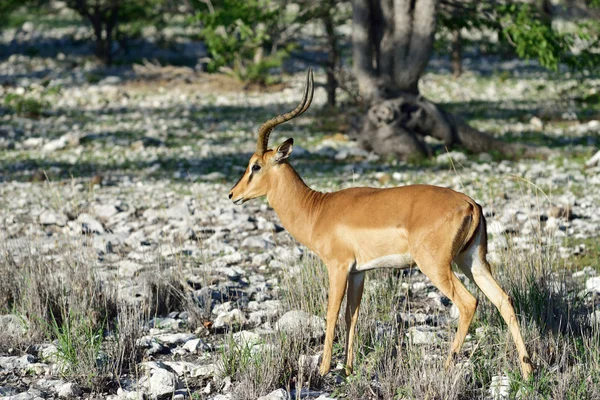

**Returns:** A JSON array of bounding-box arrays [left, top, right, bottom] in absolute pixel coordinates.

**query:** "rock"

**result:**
[[181, 338, 208, 353], [57, 382, 81, 398], [590, 310, 600, 325], [39, 209, 67, 226], [117, 260, 145, 277], [139, 366, 180, 399], [405, 327, 439, 345], [190, 363, 218, 378], [201, 171, 226, 181], [572, 266, 596, 279], [489, 375, 511, 399], [210, 394, 233, 400], [0, 354, 35, 371], [276, 311, 325, 339], [93, 204, 120, 219], [585, 149, 600, 168], [148, 317, 180, 330], [213, 309, 246, 329], [436, 151, 468, 165], [166, 201, 191, 220], [529, 116, 544, 130], [252, 253, 273, 266], [257, 388, 288, 400], [241, 236, 273, 249], [0, 314, 27, 338], [154, 333, 196, 346], [586, 277, 600, 294], [76, 213, 105, 234]]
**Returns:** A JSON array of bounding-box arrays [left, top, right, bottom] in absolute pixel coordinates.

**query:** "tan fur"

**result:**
[[230, 153, 533, 379]]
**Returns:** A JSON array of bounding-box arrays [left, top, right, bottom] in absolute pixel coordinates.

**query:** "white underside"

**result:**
[[349, 253, 415, 273]]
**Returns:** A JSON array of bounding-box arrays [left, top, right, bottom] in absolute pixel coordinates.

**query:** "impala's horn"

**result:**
[[255, 68, 314, 155]]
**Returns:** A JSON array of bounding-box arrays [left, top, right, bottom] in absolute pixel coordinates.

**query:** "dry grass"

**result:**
[[0, 238, 204, 391], [253, 238, 600, 399]]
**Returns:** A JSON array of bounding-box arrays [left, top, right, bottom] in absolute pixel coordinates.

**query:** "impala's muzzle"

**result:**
[[228, 189, 244, 205]]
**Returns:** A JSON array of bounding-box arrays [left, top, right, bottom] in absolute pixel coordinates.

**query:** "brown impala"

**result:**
[[229, 69, 533, 379]]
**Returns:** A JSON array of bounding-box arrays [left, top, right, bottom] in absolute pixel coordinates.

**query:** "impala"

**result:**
[[228, 69, 534, 379]]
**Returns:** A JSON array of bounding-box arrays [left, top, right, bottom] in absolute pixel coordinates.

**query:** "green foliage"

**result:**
[[196, 0, 292, 84], [4, 92, 50, 118], [499, 3, 599, 71], [45, 309, 106, 387], [0, 0, 26, 28], [438, 1, 600, 72]]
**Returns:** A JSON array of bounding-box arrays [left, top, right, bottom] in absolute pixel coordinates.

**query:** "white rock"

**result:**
[[182, 338, 206, 353], [529, 116, 544, 130], [166, 201, 190, 220], [585, 149, 600, 168], [436, 151, 468, 165], [139, 367, 179, 399], [39, 209, 67, 226], [93, 204, 120, 219], [190, 363, 218, 378], [586, 277, 600, 294], [489, 375, 511, 399], [213, 309, 246, 329], [57, 382, 81, 398], [405, 327, 439, 345], [117, 260, 144, 277], [0, 314, 27, 337], [201, 171, 226, 181], [276, 310, 325, 339], [76, 213, 105, 234], [241, 236, 273, 249], [22, 137, 44, 149], [153, 332, 196, 346], [257, 388, 288, 400]]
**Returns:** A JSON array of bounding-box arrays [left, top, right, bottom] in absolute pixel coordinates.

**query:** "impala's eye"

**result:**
[[252, 164, 261, 173]]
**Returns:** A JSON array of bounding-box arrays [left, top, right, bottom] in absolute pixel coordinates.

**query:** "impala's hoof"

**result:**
[[319, 364, 330, 376], [521, 357, 534, 380]]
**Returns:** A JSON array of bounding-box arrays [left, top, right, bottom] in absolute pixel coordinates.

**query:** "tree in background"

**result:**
[[65, 0, 168, 66], [352, 0, 600, 160]]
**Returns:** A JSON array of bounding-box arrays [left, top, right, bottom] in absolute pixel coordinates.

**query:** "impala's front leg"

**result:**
[[344, 271, 365, 375], [319, 265, 348, 376]]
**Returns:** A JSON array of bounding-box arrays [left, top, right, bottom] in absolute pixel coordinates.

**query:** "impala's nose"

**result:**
[[228, 192, 233, 200]]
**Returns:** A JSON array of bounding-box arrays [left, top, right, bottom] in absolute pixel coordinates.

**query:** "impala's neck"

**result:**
[[266, 163, 324, 248]]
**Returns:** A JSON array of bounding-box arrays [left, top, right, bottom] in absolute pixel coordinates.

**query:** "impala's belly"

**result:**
[[349, 253, 415, 273], [342, 225, 414, 273]]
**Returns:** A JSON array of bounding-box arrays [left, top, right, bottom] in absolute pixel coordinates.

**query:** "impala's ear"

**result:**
[[274, 138, 293, 162]]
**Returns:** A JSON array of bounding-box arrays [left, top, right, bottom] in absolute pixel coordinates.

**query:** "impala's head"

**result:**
[[229, 69, 314, 205]]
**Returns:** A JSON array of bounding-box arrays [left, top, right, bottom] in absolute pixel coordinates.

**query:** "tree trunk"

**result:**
[[352, 0, 550, 160], [323, 0, 338, 108], [451, 29, 462, 78]]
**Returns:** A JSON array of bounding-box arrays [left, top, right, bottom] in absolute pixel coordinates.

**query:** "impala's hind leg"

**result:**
[[415, 254, 478, 369], [455, 227, 533, 379], [344, 271, 365, 375]]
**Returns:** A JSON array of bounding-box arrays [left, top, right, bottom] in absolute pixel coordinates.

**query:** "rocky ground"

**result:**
[[1, 21, 600, 400]]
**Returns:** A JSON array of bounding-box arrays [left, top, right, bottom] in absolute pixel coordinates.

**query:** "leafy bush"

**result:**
[[4, 93, 50, 118], [196, 0, 292, 84]]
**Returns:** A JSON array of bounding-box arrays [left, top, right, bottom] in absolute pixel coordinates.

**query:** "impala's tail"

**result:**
[[459, 201, 486, 255]]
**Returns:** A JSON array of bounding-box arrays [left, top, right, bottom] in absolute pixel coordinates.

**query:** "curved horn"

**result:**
[[256, 68, 314, 155]]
